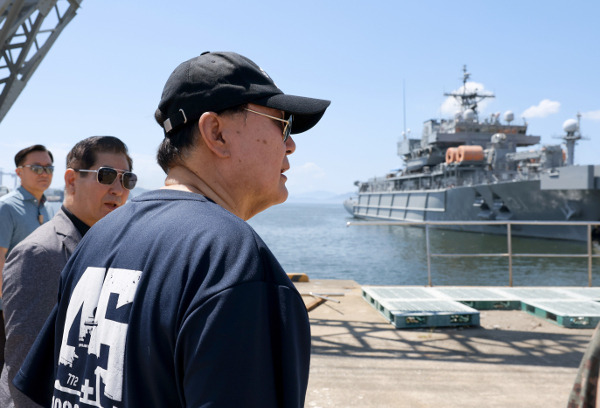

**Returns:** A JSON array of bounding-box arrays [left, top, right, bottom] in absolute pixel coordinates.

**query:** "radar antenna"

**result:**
[[0, 0, 82, 123], [444, 65, 495, 118], [562, 112, 583, 166]]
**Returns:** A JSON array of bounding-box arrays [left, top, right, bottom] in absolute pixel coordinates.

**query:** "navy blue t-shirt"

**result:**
[[14, 190, 311, 407]]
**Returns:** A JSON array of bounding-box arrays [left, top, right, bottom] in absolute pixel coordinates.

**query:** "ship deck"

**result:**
[[298, 279, 595, 408]]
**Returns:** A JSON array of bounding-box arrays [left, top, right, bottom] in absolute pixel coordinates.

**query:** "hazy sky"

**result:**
[[1, 0, 599, 196]]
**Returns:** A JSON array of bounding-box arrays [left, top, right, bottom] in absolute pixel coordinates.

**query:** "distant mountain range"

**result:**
[[286, 190, 355, 204]]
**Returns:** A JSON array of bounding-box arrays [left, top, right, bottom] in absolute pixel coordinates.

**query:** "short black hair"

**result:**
[[155, 105, 246, 174], [14, 145, 53, 167], [67, 136, 133, 172]]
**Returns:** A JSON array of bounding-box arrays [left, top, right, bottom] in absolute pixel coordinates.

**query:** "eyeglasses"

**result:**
[[18, 164, 54, 175], [72, 167, 138, 190], [244, 108, 293, 143]]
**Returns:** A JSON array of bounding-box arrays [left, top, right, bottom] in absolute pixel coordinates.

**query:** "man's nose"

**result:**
[[286, 135, 296, 155]]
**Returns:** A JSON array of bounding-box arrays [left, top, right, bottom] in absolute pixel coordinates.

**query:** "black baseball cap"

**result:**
[[158, 51, 331, 136]]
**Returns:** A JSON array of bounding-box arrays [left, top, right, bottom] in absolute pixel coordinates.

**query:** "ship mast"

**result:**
[[562, 113, 582, 166], [444, 65, 495, 118]]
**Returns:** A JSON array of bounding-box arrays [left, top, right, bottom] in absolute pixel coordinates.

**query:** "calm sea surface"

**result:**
[[48, 201, 599, 286], [248, 202, 600, 287]]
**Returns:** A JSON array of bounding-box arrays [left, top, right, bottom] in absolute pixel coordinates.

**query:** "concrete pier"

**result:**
[[298, 280, 595, 408]]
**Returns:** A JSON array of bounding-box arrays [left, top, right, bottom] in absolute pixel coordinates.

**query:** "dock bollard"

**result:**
[[287, 273, 309, 282]]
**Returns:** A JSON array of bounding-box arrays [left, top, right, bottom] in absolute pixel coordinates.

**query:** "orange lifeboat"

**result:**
[[456, 145, 484, 162], [445, 147, 458, 163]]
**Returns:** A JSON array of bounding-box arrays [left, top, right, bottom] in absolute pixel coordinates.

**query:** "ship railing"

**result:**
[[346, 220, 600, 287]]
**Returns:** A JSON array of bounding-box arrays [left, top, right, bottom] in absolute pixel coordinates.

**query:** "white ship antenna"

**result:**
[[462, 64, 470, 91]]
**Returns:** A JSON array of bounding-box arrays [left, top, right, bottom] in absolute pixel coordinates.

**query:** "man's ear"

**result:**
[[64, 168, 77, 193], [197, 112, 231, 158]]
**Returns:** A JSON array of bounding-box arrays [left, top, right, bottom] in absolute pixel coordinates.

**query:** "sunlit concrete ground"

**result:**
[[298, 280, 594, 408]]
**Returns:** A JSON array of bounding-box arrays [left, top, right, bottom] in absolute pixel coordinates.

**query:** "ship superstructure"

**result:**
[[345, 67, 600, 241]]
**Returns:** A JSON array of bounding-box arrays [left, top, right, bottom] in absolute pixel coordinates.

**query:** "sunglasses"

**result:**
[[18, 164, 54, 175], [72, 167, 138, 190], [244, 108, 293, 143]]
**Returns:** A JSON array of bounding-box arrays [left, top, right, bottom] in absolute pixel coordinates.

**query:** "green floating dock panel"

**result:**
[[362, 286, 445, 300], [431, 287, 521, 310], [496, 287, 582, 301], [522, 299, 600, 328], [362, 286, 449, 316], [361, 286, 600, 330], [560, 288, 600, 301], [375, 298, 479, 329]]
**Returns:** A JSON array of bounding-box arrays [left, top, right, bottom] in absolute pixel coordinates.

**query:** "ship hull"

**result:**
[[348, 179, 600, 242]]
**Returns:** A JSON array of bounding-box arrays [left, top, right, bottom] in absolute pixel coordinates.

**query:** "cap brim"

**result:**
[[252, 94, 331, 134]]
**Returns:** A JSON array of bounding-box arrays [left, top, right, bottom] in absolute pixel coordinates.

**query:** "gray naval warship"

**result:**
[[344, 66, 600, 242]]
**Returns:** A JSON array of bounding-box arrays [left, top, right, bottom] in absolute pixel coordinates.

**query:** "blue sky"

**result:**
[[1, 0, 599, 196]]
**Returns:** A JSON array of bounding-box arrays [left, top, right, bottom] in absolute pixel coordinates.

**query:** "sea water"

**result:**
[[48, 200, 599, 286], [248, 202, 600, 287]]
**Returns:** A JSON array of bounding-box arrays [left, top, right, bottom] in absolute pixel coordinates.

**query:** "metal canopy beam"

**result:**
[[0, 0, 81, 123]]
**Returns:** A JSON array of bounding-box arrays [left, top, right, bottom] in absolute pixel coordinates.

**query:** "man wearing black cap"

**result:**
[[14, 52, 330, 408]]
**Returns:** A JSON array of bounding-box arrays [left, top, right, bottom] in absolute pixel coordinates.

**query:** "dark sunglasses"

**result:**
[[72, 167, 137, 190], [18, 164, 54, 175]]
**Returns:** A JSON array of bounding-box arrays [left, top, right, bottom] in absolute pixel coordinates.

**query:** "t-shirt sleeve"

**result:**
[[0, 203, 14, 249], [176, 282, 310, 408]]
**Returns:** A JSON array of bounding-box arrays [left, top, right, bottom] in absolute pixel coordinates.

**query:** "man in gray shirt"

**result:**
[[0, 136, 136, 407]]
